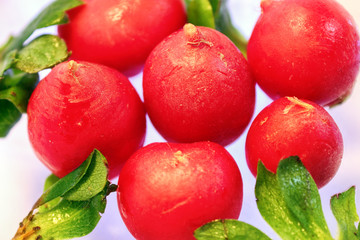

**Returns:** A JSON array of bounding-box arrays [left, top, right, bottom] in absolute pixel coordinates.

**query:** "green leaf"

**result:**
[[0, 69, 38, 136], [28, 199, 102, 240], [277, 157, 333, 239], [43, 174, 60, 192], [15, 35, 70, 74], [0, 70, 38, 136], [63, 150, 108, 201], [0, 86, 32, 113], [187, 0, 216, 28], [208, 0, 222, 16], [0, 50, 17, 77], [194, 219, 271, 240], [90, 182, 117, 214], [185, 0, 248, 57], [37, 153, 92, 206], [331, 186, 359, 240], [0, 0, 84, 57], [13, 150, 115, 240], [214, 4, 247, 57], [0, 100, 21, 137], [0, 69, 38, 90], [255, 160, 309, 240]]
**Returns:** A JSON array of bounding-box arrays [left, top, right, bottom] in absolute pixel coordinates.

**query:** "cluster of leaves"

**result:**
[[0, 0, 84, 137], [194, 157, 359, 240], [12, 150, 117, 240]]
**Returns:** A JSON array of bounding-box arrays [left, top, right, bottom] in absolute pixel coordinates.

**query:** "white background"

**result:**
[[0, 0, 359, 239]]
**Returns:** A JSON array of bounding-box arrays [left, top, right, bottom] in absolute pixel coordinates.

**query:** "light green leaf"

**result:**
[[43, 174, 60, 192], [0, 69, 38, 90], [0, 50, 17, 77], [28, 199, 101, 240], [255, 160, 309, 240], [277, 157, 333, 239], [331, 186, 359, 240], [13, 150, 115, 240], [15, 35, 69, 73], [187, 0, 216, 28], [0, 0, 84, 56], [37, 153, 92, 206], [194, 219, 271, 240], [63, 150, 108, 201]]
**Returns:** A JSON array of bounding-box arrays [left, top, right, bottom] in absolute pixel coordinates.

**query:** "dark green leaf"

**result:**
[[63, 150, 108, 201], [331, 186, 359, 240], [255, 160, 309, 240], [0, 69, 37, 136], [194, 219, 271, 240], [187, 0, 216, 28], [0, 69, 38, 90], [0, 0, 84, 56], [90, 182, 117, 214], [215, 4, 247, 57], [28, 199, 101, 240], [15, 35, 69, 73], [0, 86, 31, 113], [208, 0, 222, 16], [185, 0, 248, 57], [277, 157, 333, 239], [0, 100, 21, 137]]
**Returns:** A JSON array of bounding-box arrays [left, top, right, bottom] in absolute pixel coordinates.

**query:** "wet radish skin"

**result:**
[[58, 0, 186, 76], [143, 24, 255, 146], [247, 0, 360, 106], [27, 61, 146, 179], [117, 141, 243, 240], [245, 97, 343, 188]]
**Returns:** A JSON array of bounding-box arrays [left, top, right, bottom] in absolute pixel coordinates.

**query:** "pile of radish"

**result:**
[[7, 0, 360, 239]]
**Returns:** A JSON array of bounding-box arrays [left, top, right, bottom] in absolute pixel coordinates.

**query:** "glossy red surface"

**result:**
[[117, 142, 243, 240], [247, 0, 360, 106], [143, 24, 255, 146], [27, 61, 146, 179], [245, 97, 343, 188], [58, 0, 186, 76]]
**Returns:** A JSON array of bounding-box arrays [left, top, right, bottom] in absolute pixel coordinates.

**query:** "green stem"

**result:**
[[215, 5, 248, 58]]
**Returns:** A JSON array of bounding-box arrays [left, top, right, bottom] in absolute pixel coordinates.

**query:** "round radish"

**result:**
[[58, 0, 186, 76], [247, 0, 360, 106], [143, 23, 255, 146], [27, 60, 146, 179], [117, 141, 243, 240], [245, 96, 343, 188]]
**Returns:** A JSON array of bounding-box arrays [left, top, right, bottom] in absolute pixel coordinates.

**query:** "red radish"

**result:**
[[143, 23, 255, 146], [117, 141, 243, 240], [245, 96, 343, 188], [27, 60, 146, 179], [247, 0, 360, 106], [58, 0, 186, 76]]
